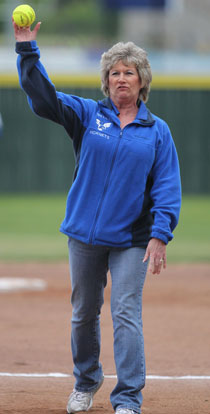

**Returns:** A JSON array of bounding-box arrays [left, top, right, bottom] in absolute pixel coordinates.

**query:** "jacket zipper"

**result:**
[[89, 130, 123, 244]]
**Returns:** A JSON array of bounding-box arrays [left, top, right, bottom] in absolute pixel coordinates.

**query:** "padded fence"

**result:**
[[0, 86, 209, 193]]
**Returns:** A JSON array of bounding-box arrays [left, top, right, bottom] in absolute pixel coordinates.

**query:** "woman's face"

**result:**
[[108, 60, 141, 105]]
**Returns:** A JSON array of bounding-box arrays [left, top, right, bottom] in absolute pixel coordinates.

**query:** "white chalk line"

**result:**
[[0, 278, 47, 292], [0, 373, 210, 380]]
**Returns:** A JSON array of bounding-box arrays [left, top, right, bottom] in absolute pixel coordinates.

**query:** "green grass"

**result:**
[[0, 194, 209, 263], [0, 194, 68, 262], [167, 195, 210, 263]]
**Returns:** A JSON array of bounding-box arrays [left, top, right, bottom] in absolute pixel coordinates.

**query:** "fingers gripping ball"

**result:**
[[12, 4, 35, 27]]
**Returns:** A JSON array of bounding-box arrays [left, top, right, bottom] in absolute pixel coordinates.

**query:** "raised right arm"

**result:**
[[13, 20, 96, 146]]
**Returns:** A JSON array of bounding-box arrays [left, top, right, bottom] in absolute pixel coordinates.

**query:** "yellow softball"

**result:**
[[12, 4, 36, 27]]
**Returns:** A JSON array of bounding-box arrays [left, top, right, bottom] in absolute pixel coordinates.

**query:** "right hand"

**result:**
[[12, 18, 41, 42]]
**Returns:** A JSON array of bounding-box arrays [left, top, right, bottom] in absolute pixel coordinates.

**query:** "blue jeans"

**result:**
[[68, 238, 148, 414]]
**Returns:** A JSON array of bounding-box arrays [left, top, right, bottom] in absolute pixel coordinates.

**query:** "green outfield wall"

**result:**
[[0, 75, 210, 193]]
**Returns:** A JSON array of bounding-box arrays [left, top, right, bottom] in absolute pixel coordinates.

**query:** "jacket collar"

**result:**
[[99, 98, 155, 126]]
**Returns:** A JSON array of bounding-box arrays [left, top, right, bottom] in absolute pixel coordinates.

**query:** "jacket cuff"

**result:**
[[16, 40, 37, 53], [150, 231, 171, 245]]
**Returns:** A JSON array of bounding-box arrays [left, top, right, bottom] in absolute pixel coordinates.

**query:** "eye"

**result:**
[[110, 71, 119, 76], [126, 71, 134, 75]]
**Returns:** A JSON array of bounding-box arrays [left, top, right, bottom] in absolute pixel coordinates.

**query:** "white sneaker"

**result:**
[[115, 409, 137, 414], [66, 375, 104, 413]]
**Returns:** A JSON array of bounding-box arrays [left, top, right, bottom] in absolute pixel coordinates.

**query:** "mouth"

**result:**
[[117, 86, 128, 90]]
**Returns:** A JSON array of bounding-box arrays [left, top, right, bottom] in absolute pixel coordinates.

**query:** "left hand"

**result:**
[[143, 237, 166, 275]]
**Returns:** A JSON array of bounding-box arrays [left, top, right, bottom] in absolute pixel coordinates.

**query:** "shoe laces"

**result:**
[[72, 389, 92, 401]]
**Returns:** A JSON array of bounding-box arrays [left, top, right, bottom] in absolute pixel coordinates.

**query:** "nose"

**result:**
[[118, 72, 125, 82]]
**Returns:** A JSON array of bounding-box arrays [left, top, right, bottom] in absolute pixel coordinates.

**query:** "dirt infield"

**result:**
[[1, 262, 210, 414]]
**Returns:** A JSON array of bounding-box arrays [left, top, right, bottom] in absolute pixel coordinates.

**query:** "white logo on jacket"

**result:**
[[96, 119, 111, 131]]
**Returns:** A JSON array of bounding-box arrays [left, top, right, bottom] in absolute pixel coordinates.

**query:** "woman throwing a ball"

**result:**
[[13, 18, 181, 414]]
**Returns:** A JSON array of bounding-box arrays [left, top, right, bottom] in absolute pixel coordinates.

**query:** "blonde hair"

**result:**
[[100, 41, 152, 103]]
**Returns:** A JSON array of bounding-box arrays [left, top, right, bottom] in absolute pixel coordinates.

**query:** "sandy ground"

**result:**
[[0, 262, 210, 414]]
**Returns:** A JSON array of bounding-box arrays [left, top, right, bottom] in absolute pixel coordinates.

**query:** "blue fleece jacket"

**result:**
[[16, 40, 181, 247]]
